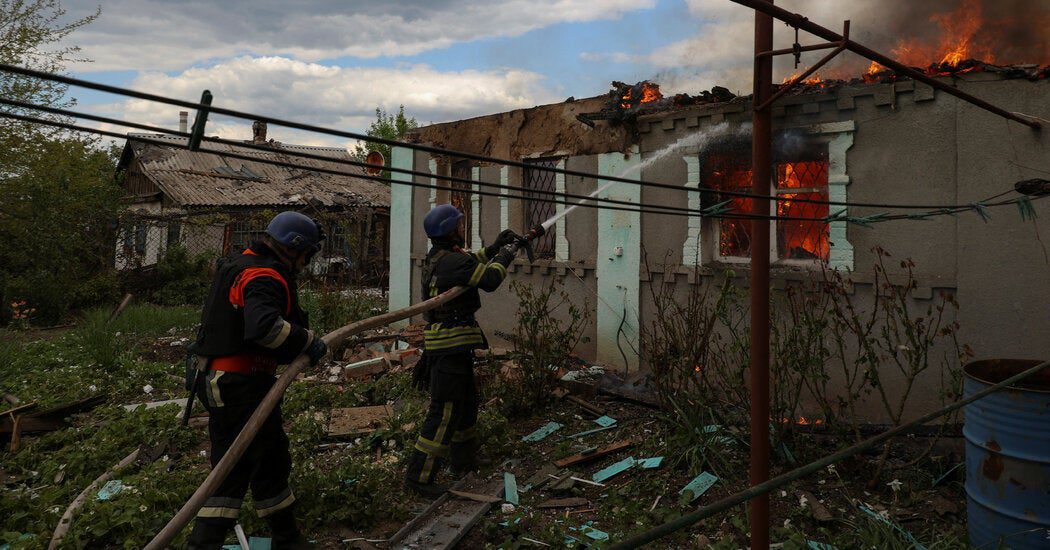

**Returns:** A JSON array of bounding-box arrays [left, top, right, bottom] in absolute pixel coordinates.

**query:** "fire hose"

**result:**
[[145, 286, 468, 548], [146, 232, 548, 548]]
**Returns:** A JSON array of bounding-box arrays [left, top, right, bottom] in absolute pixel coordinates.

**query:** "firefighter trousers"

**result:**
[[405, 352, 479, 485], [187, 371, 300, 549]]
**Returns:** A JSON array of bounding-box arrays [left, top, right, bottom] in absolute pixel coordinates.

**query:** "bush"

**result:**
[[150, 244, 212, 306], [498, 280, 590, 417], [299, 286, 384, 335]]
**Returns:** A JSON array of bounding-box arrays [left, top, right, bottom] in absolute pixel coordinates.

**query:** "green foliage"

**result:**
[[498, 280, 590, 417], [299, 286, 384, 335], [150, 244, 212, 306], [0, 137, 121, 325], [74, 308, 127, 370], [350, 105, 418, 178]]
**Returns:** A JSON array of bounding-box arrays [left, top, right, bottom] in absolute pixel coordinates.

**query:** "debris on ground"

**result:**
[[324, 405, 393, 437]]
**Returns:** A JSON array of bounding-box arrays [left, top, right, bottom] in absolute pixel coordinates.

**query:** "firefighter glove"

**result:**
[[306, 336, 328, 366], [493, 243, 519, 267], [493, 229, 522, 248]]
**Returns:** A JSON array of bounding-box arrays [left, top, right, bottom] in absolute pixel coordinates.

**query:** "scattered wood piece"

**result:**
[[108, 293, 134, 322], [521, 421, 562, 442], [570, 476, 605, 487], [521, 536, 552, 547], [449, 489, 500, 503], [537, 497, 589, 509], [800, 490, 833, 522], [48, 447, 143, 550], [521, 464, 559, 493], [9, 414, 22, 452], [679, 472, 718, 503], [649, 494, 662, 512], [592, 456, 637, 483], [123, 398, 188, 412], [325, 405, 392, 437], [388, 475, 499, 549], [1, 396, 106, 435], [566, 395, 604, 416], [504, 472, 519, 505], [3, 393, 20, 405], [548, 472, 576, 492], [555, 440, 633, 468], [2, 401, 38, 417]]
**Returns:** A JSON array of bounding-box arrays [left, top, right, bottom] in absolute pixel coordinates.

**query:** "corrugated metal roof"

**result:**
[[126, 134, 390, 208]]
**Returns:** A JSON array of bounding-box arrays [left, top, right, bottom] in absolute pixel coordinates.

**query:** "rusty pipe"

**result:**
[[749, 2, 774, 549]]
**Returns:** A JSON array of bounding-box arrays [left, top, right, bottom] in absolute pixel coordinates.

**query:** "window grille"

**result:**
[[450, 160, 473, 242], [523, 157, 559, 258]]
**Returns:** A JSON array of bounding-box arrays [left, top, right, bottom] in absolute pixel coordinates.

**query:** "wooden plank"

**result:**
[[554, 440, 633, 468], [448, 489, 500, 503], [537, 497, 589, 509], [388, 478, 501, 549], [1, 401, 38, 417], [325, 405, 392, 437], [566, 395, 604, 416]]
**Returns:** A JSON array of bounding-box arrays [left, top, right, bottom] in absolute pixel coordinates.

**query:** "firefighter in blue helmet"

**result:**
[[186, 211, 328, 549], [404, 204, 522, 498]]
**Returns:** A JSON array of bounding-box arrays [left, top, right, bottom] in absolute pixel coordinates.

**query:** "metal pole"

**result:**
[[728, 0, 1041, 130], [749, 1, 774, 548]]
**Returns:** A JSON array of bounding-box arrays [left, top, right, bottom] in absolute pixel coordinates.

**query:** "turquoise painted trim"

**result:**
[[596, 148, 641, 371], [389, 146, 414, 323]]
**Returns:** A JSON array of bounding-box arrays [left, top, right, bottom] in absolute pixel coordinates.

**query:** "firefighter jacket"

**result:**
[[191, 242, 314, 366], [421, 241, 511, 355]]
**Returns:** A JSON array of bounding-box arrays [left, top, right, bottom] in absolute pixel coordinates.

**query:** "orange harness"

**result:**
[[212, 249, 291, 375]]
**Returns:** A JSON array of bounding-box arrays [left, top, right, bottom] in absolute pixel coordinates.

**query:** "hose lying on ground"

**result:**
[[145, 287, 467, 549]]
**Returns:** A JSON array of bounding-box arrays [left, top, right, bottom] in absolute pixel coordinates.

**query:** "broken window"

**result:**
[[703, 145, 830, 262], [450, 160, 473, 243], [522, 157, 559, 258]]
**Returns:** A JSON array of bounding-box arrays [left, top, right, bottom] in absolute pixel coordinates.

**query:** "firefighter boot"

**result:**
[[449, 439, 490, 478], [404, 449, 448, 499], [186, 518, 234, 550], [267, 507, 311, 549]]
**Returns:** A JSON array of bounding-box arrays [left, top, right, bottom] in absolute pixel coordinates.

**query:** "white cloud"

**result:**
[[87, 56, 559, 148], [65, 0, 656, 72]]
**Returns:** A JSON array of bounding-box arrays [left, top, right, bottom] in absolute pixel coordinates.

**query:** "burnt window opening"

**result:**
[[522, 157, 560, 258], [450, 160, 474, 244], [702, 136, 830, 262]]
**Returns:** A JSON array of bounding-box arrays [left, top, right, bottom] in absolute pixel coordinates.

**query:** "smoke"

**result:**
[[659, 0, 1050, 94]]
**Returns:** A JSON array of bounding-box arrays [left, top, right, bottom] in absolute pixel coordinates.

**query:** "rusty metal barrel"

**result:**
[[964, 359, 1050, 549]]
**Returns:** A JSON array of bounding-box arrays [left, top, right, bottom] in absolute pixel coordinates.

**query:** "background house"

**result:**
[[388, 69, 1050, 417], [115, 121, 390, 284]]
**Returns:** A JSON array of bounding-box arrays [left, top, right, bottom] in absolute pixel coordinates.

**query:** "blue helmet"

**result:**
[[423, 204, 463, 238], [266, 211, 324, 253]]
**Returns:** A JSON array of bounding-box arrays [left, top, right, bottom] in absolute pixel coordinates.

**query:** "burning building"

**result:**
[[385, 3, 1049, 415]]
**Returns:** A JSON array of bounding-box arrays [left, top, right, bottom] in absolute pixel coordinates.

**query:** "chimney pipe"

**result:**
[[252, 120, 267, 143], [179, 111, 188, 133]]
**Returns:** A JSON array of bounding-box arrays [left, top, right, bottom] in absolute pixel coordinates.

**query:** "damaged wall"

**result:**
[[389, 74, 1050, 421]]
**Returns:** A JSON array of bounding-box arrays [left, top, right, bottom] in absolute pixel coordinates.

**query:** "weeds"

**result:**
[[299, 285, 384, 335], [499, 280, 590, 417]]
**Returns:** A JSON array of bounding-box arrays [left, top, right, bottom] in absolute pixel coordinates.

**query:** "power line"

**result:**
[[0, 63, 1033, 212], [0, 109, 1042, 227]]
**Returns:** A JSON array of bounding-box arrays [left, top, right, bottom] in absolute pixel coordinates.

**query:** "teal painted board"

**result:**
[[96, 479, 123, 501], [388, 146, 414, 317], [637, 456, 663, 469], [679, 472, 718, 502], [522, 421, 562, 442], [592, 457, 635, 482], [557, 424, 617, 441], [702, 424, 721, 433], [504, 472, 519, 505], [594, 415, 617, 427], [595, 148, 640, 369], [581, 525, 610, 541], [807, 541, 838, 550]]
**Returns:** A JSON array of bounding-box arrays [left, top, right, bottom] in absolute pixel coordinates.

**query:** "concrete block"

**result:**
[[873, 86, 895, 106], [914, 82, 936, 102], [661, 118, 676, 131], [638, 122, 651, 134], [836, 94, 856, 110], [709, 112, 725, 124], [802, 102, 821, 114], [686, 116, 700, 128]]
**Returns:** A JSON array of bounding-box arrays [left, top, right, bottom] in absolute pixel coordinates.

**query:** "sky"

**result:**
[[55, 0, 976, 149]]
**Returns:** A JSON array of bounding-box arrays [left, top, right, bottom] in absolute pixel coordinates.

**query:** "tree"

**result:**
[[0, 1, 114, 324], [351, 105, 418, 180]]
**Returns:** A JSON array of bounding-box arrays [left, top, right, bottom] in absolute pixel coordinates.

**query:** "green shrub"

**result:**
[[299, 286, 384, 335], [150, 244, 212, 306]]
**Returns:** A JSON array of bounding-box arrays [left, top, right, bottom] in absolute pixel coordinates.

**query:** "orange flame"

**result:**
[[891, 0, 992, 70], [621, 81, 663, 109]]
